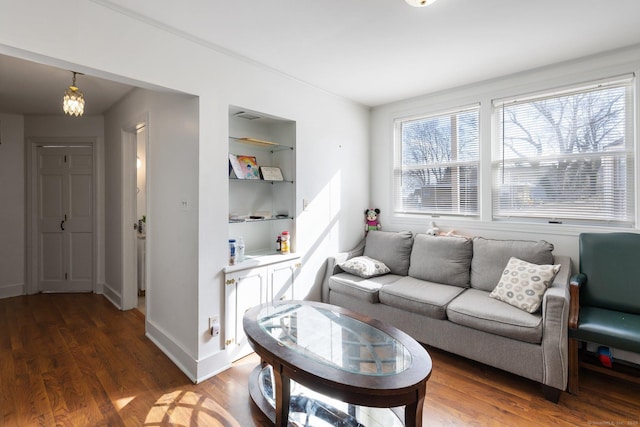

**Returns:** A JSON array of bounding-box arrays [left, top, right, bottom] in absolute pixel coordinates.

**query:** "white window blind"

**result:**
[[394, 106, 479, 216], [492, 76, 635, 226]]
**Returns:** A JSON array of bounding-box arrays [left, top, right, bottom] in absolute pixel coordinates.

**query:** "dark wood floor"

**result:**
[[1, 293, 638, 426]]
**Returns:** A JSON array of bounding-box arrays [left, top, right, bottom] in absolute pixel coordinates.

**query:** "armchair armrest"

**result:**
[[568, 273, 586, 329]]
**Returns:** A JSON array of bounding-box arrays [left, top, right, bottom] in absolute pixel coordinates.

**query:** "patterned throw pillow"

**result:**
[[489, 257, 561, 313], [339, 256, 391, 278]]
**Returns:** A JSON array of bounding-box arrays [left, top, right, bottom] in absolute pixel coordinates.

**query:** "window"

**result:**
[[394, 106, 479, 216], [493, 76, 635, 226]]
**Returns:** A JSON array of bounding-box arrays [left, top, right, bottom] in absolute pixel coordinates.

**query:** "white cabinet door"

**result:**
[[225, 267, 268, 361], [225, 257, 301, 362], [269, 259, 300, 302]]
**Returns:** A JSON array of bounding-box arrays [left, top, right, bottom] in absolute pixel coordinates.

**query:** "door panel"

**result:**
[[70, 173, 92, 218], [40, 174, 64, 219], [40, 233, 64, 282], [70, 232, 93, 280], [37, 146, 93, 293]]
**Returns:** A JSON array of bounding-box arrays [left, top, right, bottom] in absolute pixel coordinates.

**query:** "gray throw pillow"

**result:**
[[409, 234, 472, 287], [338, 256, 391, 278], [470, 237, 554, 291], [363, 231, 413, 276]]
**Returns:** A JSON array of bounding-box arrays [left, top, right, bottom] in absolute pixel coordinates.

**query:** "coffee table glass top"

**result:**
[[257, 302, 412, 376]]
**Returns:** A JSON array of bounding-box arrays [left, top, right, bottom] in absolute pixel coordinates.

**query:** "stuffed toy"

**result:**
[[597, 346, 613, 368], [365, 208, 381, 232], [426, 221, 441, 236]]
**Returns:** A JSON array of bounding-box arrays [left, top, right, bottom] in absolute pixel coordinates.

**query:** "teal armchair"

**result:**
[[568, 232, 640, 394]]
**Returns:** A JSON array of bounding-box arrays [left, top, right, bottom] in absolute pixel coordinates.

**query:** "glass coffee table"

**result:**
[[243, 301, 432, 427]]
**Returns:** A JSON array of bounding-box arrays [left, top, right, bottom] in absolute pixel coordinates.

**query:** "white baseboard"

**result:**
[[102, 282, 122, 309], [0, 282, 24, 299], [146, 318, 198, 382], [195, 350, 232, 384], [95, 281, 104, 294]]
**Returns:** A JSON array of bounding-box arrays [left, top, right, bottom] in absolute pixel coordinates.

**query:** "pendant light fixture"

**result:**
[[63, 71, 85, 117], [405, 0, 438, 6]]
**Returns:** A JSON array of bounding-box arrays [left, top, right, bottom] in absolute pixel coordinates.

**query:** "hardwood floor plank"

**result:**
[[1, 293, 639, 426]]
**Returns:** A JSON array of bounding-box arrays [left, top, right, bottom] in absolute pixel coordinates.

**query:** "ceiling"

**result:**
[[2, 0, 640, 115], [0, 54, 134, 116]]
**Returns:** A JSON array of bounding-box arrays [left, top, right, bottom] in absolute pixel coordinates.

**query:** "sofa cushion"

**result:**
[[470, 237, 554, 292], [338, 256, 390, 278], [447, 288, 543, 344], [379, 276, 466, 319], [363, 230, 413, 276], [329, 272, 403, 303], [489, 257, 561, 313], [408, 234, 472, 287]]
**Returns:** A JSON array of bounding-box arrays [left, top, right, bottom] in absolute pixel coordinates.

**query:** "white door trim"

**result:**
[[121, 114, 149, 310], [26, 136, 99, 295]]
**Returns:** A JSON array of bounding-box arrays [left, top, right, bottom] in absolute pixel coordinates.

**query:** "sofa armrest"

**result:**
[[540, 255, 572, 390], [568, 273, 586, 329], [542, 255, 571, 327], [320, 239, 365, 302]]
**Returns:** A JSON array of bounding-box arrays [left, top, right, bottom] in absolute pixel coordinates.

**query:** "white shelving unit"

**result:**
[[225, 106, 300, 360], [227, 108, 296, 256]]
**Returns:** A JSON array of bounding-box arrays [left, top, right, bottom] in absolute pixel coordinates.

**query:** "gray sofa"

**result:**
[[320, 230, 571, 402]]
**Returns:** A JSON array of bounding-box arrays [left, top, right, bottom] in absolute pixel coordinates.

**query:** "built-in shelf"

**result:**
[[228, 106, 296, 259], [229, 136, 294, 152], [229, 177, 294, 184], [229, 216, 293, 224], [223, 251, 299, 274]]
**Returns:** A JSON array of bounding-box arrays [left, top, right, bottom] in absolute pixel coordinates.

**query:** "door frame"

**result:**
[[26, 137, 99, 295], [121, 114, 149, 311]]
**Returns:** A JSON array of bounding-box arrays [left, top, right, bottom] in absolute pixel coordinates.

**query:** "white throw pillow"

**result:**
[[339, 256, 391, 278], [489, 257, 561, 313]]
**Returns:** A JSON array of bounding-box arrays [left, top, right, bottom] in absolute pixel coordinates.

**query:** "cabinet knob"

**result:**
[[225, 278, 236, 285], [225, 339, 234, 346]]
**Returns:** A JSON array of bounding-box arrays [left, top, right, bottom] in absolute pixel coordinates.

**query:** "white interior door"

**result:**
[[38, 146, 94, 292]]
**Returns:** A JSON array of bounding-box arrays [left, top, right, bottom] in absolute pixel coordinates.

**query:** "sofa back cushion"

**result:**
[[409, 234, 472, 287], [363, 230, 413, 276], [470, 237, 554, 291]]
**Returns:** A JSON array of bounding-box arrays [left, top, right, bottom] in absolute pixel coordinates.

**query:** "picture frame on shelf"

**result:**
[[237, 155, 260, 179], [259, 166, 284, 181], [229, 154, 260, 179], [229, 153, 242, 178]]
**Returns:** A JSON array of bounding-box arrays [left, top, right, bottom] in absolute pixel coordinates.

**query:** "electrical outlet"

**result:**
[[209, 316, 220, 336]]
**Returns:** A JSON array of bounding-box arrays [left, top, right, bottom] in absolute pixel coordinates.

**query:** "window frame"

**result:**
[[393, 104, 481, 218], [491, 75, 635, 227], [388, 73, 637, 229]]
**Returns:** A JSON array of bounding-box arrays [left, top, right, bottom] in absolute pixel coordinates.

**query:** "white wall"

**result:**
[[0, 114, 25, 298], [0, 0, 370, 381], [103, 88, 200, 376], [370, 45, 640, 266]]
